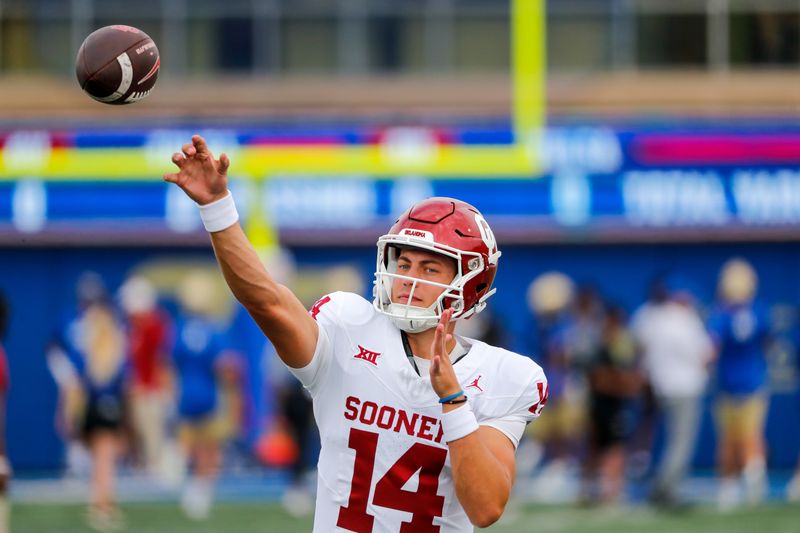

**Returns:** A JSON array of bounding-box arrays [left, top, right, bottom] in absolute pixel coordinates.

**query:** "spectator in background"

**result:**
[[170, 270, 232, 521], [523, 272, 583, 495], [560, 286, 606, 476], [118, 275, 171, 478], [708, 258, 771, 511], [583, 305, 644, 506], [46, 333, 86, 478], [54, 272, 129, 531], [632, 276, 713, 510], [566, 285, 607, 373], [0, 292, 11, 533]]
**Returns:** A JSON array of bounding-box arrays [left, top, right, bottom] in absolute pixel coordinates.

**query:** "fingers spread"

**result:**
[[171, 152, 185, 168], [163, 172, 178, 183], [193, 135, 209, 154], [182, 143, 196, 158], [218, 152, 230, 174]]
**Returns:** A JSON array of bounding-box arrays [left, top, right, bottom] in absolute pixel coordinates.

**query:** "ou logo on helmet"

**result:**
[[474, 214, 499, 265]]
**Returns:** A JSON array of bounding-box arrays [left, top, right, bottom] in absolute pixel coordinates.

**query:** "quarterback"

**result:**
[[165, 135, 548, 532]]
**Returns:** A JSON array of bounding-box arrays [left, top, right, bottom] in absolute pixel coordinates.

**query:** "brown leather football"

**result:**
[[75, 25, 160, 105]]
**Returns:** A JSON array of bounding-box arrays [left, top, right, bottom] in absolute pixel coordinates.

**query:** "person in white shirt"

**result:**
[[164, 135, 548, 532], [631, 279, 713, 508]]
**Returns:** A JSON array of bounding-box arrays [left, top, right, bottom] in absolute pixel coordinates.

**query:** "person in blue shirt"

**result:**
[[54, 272, 129, 531], [707, 258, 771, 511], [523, 273, 582, 473], [169, 270, 233, 521], [519, 273, 595, 503]]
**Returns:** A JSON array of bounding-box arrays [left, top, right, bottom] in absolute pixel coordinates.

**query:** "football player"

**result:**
[[708, 258, 770, 510], [165, 135, 548, 532]]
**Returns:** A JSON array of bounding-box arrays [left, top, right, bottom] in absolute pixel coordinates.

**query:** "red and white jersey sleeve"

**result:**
[[288, 291, 380, 394], [463, 343, 548, 448], [287, 292, 338, 392]]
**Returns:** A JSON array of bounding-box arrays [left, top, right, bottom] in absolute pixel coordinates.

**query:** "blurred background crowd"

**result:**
[[33, 257, 359, 528], [1, 0, 800, 531], [5, 250, 797, 526]]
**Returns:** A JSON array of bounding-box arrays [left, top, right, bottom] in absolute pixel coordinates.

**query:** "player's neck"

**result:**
[[405, 323, 457, 360]]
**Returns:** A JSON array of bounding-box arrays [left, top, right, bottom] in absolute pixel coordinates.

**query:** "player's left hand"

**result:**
[[430, 309, 462, 400]]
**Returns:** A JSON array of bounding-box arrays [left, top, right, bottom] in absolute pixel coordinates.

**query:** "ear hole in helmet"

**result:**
[[385, 245, 399, 267]]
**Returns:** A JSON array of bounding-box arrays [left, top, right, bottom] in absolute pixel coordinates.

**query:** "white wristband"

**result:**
[[198, 191, 239, 233], [441, 402, 479, 443]]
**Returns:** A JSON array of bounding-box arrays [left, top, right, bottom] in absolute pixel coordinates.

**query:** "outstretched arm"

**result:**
[[429, 310, 515, 527], [164, 135, 318, 368]]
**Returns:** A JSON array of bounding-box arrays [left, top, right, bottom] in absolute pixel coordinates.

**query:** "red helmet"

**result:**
[[373, 197, 501, 332]]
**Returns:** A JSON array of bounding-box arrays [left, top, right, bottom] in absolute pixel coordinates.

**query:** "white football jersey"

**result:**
[[289, 292, 548, 533]]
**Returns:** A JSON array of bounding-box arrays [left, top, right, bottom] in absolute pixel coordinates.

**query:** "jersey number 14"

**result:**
[[337, 428, 447, 533]]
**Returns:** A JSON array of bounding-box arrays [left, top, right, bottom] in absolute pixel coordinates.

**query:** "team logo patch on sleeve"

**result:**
[[528, 381, 549, 416], [354, 345, 381, 366], [309, 295, 331, 320]]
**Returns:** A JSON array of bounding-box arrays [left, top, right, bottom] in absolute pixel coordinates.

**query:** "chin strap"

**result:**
[[457, 289, 496, 321]]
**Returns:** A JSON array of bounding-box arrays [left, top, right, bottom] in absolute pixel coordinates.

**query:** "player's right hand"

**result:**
[[163, 134, 230, 205]]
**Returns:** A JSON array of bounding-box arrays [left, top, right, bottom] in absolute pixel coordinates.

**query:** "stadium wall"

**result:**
[[2, 241, 799, 472]]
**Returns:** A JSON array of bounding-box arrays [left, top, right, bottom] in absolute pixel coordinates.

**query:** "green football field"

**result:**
[[9, 501, 800, 533]]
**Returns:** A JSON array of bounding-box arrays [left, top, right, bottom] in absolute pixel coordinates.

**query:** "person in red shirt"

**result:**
[[118, 276, 171, 476]]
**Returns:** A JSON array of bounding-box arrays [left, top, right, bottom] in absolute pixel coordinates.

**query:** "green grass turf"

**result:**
[[9, 501, 800, 532]]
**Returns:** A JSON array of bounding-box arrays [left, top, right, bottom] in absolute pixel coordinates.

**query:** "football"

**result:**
[[75, 25, 160, 105]]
